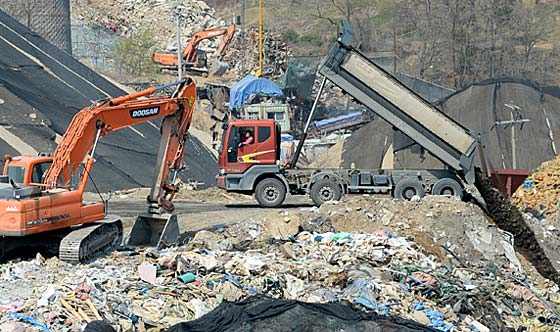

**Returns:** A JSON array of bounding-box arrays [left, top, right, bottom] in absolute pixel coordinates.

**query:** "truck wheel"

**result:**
[[393, 179, 425, 200], [311, 179, 342, 206], [255, 178, 286, 208], [432, 178, 463, 198]]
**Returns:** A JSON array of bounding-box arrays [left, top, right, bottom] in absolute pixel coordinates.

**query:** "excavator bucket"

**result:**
[[127, 213, 180, 249]]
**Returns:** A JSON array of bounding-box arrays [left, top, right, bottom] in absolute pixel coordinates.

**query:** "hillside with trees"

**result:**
[[209, 0, 560, 88]]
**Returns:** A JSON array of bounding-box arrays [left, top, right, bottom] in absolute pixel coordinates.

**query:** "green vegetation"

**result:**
[[281, 29, 299, 43], [112, 30, 159, 78]]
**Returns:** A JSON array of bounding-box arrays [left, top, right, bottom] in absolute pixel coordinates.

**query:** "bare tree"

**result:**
[[399, 0, 440, 79], [512, 3, 553, 75], [308, 0, 380, 52]]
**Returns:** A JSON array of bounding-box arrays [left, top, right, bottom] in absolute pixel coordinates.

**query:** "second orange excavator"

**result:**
[[153, 24, 236, 76], [0, 79, 197, 263]]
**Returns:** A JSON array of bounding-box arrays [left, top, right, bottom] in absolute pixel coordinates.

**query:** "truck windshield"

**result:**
[[218, 129, 228, 154], [7, 166, 25, 183]]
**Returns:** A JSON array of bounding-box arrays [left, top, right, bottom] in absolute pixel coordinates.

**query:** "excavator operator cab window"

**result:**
[[6, 166, 25, 184], [31, 162, 52, 184], [197, 49, 207, 67]]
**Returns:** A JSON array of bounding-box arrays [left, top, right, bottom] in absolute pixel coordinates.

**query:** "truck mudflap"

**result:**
[[127, 212, 180, 249], [216, 175, 226, 189]]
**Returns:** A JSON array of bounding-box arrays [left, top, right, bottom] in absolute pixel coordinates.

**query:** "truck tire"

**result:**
[[393, 179, 425, 200], [310, 179, 342, 206], [255, 178, 286, 208], [432, 178, 463, 198]]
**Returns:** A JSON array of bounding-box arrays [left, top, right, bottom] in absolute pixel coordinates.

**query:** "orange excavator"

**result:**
[[153, 24, 236, 76], [0, 78, 197, 263]]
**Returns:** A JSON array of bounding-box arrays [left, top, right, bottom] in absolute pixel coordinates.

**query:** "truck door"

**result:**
[[224, 123, 277, 174]]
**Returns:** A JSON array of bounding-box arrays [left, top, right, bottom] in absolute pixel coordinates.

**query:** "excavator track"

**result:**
[[59, 218, 123, 264]]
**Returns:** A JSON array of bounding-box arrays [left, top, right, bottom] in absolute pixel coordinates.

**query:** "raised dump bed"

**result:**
[[318, 20, 478, 184]]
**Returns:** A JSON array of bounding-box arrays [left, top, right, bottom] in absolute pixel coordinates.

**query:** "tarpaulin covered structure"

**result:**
[[276, 62, 317, 101], [229, 75, 284, 110]]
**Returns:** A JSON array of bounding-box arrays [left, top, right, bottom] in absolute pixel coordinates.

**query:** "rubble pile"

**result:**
[[514, 154, 560, 218], [221, 28, 290, 79], [70, 0, 290, 79], [71, 0, 226, 48], [1, 197, 559, 331]]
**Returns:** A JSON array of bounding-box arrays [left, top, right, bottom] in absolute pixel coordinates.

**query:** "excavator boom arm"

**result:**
[[43, 79, 197, 196], [215, 24, 236, 57], [182, 24, 236, 63]]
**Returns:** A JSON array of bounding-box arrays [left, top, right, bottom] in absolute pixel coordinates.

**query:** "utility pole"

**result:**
[[392, 18, 397, 74], [240, 0, 245, 75], [257, 0, 263, 77], [175, 8, 183, 80], [241, 0, 245, 35], [493, 101, 530, 169]]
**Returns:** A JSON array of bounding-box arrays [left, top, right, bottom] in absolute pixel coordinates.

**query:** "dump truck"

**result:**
[[0, 79, 197, 262], [217, 21, 478, 207]]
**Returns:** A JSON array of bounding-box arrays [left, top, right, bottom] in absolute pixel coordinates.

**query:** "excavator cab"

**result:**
[[196, 49, 208, 68]]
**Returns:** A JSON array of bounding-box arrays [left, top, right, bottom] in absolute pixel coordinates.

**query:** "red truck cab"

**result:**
[[218, 119, 280, 176], [217, 120, 285, 198]]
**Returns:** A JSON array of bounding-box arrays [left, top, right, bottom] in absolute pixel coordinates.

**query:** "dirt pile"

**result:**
[[513, 154, 560, 217], [307, 139, 345, 168], [476, 171, 560, 285], [1, 197, 559, 331], [263, 196, 525, 271], [108, 187, 252, 203]]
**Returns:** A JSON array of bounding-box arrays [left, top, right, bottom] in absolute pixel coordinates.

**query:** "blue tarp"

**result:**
[[281, 134, 294, 142], [229, 75, 284, 110], [314, 112, 363, 128]]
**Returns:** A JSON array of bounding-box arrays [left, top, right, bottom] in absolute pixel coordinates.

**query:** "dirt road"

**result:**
[[109, 196, 314, 235]]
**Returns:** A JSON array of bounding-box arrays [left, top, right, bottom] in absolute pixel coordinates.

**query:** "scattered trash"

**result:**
[[1, 195, 559, 331], [177, 272, 196, 284], [138, 262, 157, 285]]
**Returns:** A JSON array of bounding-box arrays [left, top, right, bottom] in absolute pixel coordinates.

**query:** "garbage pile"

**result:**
[[1, 196, 559, 331], [514, 154, 560, 220]]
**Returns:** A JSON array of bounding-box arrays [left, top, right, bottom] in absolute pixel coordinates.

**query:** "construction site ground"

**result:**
[[95, 188, 313, 235], [3, 188, 560, 331]]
